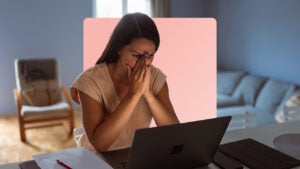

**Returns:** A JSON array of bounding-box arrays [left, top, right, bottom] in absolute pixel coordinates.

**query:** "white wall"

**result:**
[[0, 0, 92, 114]]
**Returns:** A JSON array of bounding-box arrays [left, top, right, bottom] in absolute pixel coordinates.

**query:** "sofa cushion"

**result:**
[[217, 70, 245, 96], [217, 105, 257, 117], [255, 79, 295, 114], [218, 105, 258, 130], [232, 75, 267, 106], [217, 94, 244, 107], [256, 109, 277, 125]]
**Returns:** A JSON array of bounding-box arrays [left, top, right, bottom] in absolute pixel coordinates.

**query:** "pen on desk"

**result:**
[[56, 159, 72, 169]]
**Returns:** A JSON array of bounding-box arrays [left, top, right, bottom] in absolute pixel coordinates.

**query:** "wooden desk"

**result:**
[[1, 120, 300, 169]]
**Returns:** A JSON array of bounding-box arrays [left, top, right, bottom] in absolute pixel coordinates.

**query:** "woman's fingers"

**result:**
[[132, 58, 146, 80], [126, 64, 132, 79], [132, 58, 143, 75], [142, 64, 148, 81], [136, 59, 147, 81], [128, 58, 150, 96], [143, 66, 151, 93]]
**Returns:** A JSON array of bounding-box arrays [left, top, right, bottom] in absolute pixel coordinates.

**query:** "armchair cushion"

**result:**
[[22, 102, 70, 120]]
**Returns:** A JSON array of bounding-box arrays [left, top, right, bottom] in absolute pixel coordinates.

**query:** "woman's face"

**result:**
[[118, 38, 156, 70]]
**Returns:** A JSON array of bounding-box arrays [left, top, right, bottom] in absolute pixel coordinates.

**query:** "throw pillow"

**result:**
[[217, 70, 245, 96], [275, 90, 300, 123]]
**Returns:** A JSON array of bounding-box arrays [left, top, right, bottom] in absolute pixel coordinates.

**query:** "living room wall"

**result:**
[[215, 0, 300, 85], [1, 0, 299, 114], [170, 0, 300, 85], [0, 0, 92, 114]]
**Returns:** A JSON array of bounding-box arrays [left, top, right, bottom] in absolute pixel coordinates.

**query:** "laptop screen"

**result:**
[[125, 116, 231, 169]]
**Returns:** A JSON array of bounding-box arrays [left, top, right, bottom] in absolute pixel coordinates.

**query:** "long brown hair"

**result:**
[[96, 12, 160, 64]]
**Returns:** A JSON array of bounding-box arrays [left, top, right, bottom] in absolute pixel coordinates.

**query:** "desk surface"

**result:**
[[221, 119, 300, 147], [1, 120, 300, 169]]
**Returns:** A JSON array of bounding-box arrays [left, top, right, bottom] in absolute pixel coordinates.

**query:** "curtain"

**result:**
[[151, 0, 170, 17]]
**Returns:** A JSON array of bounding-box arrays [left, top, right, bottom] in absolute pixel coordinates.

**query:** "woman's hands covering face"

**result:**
[[126, 58, 151, 97]]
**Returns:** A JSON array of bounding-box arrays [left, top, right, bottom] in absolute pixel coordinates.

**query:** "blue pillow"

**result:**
[[255, 79, 295, 114], [217, 71, 245, 96], [232, 75, 267, 106]]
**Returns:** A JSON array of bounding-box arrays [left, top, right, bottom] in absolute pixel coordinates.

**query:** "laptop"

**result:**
[[102, 116, 231, 169]]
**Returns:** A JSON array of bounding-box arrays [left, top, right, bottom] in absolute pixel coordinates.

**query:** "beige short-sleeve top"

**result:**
[[72, 63, 166, 151]]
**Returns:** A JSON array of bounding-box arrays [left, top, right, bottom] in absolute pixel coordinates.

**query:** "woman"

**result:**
[[71, 12, 179, 152]]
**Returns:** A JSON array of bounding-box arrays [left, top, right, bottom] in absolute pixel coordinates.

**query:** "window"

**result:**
[[94, 0, 152, 18]]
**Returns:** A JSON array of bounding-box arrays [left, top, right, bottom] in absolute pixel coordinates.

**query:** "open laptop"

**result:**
[[102, 116, 231, 169]]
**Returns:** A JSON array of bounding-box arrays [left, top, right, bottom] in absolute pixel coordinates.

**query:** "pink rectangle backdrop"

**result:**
[[83, 18, 216, 123]]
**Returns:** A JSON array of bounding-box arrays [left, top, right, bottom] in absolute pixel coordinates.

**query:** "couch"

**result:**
[[217, 70, 297, 130]]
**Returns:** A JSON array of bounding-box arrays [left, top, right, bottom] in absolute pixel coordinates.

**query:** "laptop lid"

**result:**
[[126, 116, 231, 169]]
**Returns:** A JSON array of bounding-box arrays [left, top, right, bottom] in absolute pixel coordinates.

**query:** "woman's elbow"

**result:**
[[89, 133, 111, 153], [93, 142, 110, 153]]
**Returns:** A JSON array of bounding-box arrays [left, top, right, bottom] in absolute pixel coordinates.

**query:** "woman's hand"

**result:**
[[126, 58, 150, 97], [143, 65, 152, 96]]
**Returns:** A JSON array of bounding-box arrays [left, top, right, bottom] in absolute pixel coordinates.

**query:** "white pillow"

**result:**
[[275, 90, 300, 123]]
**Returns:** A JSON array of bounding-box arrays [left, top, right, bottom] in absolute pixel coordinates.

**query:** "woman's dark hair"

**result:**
[[96, 12, 160, 64]]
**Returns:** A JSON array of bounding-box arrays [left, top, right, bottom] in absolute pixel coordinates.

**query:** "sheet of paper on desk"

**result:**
[[33, 147, 113, 169]]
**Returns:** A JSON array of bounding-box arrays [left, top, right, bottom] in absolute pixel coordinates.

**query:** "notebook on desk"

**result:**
[[19, 147, 113, 169], [218, 138, 300, 169], [103, 116, 232, 169]]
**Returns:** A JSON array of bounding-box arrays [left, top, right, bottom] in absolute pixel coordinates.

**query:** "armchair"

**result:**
[[13, 58, 74, 142]]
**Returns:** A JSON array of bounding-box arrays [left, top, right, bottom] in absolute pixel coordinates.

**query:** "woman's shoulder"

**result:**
[[150, 65, 165, 76], [80, 63, 108, 78], [149, 65, 166, 95], [72, 63, 109, 85]]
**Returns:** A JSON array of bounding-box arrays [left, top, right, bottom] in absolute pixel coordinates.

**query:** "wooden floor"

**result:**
[[0, 108, 82, 164]]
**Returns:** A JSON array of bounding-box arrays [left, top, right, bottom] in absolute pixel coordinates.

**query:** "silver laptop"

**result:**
[[103, 116, 231, 169]]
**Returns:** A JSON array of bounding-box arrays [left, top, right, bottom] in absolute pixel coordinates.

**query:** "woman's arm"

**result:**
[[79, 90, 141, 152], [143, 82, 180, 126], [70, 87, 80, 104], [79, 59, 149, 152]]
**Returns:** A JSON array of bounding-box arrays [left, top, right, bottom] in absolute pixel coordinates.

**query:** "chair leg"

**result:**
[[69, 109, 75, 136], [19, 120, 26, 142]]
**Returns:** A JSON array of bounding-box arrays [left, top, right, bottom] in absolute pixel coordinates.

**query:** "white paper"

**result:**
[[33, 147, 113, 169]]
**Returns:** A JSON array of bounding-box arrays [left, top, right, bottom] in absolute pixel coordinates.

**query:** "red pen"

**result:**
[[56, 159, 72, 169]]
